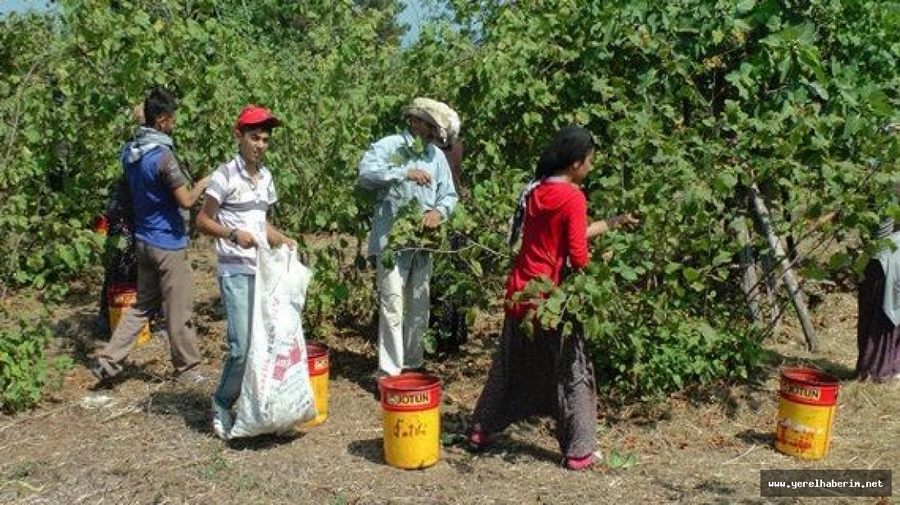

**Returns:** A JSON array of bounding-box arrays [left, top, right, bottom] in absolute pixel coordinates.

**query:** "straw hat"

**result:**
[[433, 102, 461, 142], [403, 97, 461, 144]]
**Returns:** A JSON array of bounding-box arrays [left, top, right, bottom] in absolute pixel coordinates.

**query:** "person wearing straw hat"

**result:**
[[430, 101, 464, 194], [425, 101, 470, 355], [357, 97, 459, 378]]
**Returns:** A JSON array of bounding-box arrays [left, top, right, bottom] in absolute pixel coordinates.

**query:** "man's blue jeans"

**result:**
[[213, 273, 254, 410]]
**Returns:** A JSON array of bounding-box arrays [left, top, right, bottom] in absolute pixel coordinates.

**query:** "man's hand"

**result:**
[[282, 236, 297, 250], [196, 175, 211, 191], [422, 209, 443, 229], [132, 103, 144, 125], [233, 230, 258, 249], [407, 168, 432, 186], [587, 213, 641, 239], [587, 220, 608, 238], [610, 213, 640, 230]]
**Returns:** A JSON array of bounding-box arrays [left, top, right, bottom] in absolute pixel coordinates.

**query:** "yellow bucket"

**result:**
[[302, 342, 329, 427], [379, 373, 441, 469], [107, 283, 151, 347], [774, 367, 840, 460]]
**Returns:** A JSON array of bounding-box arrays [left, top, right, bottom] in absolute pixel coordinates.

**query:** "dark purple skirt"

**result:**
[[472, 315, 597, 458], [855, 259, 900, 382]]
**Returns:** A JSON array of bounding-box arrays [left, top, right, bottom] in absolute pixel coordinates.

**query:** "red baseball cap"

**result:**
[[235, 105, 282, 129]]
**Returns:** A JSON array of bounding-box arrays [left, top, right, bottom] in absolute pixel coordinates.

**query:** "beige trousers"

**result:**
[[97, 240, 201, 376], [376, 251, 433, 376]]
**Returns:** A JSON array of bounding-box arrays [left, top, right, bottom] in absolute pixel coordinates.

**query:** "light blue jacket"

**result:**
[[357, 131, 458, 256]]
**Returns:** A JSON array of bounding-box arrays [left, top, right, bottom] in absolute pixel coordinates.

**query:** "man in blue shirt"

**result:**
[[92, 88, 209, 384], [358, 98, 458, 377]]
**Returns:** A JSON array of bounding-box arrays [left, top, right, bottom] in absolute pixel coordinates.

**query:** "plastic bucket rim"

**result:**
[[781, 366, 840, 387], [107, 282, 138, 293], [306, 342, 329, 359], [107, 283, 138, 301], [379, 372, 441, 392]]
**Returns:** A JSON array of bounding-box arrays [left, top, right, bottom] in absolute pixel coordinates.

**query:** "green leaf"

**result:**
[[57, 246, 77, 270], [682, 267, 700, 283], [421, 331, 437, 354], [698, 323, 717, 341], [712, 250, 732, 266], [440, 432, 466, 446], [468, 259, 483, 277], [809, 82, 829, 100], [606, 449, 638, 470], [331, 283, 350, 302], [736, 0, 756, 14], [617, 265, 638, 282], [712, 29, 724, 44]]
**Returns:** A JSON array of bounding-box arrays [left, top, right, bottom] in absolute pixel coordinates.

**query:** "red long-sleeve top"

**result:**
[[505, 181, 590, 318]]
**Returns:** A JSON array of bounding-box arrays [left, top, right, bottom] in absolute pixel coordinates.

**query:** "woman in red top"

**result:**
[[469, 126, 637, 470]]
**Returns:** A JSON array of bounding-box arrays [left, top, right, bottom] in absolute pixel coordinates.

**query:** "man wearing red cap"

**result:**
[[197, 104, 296, 439]]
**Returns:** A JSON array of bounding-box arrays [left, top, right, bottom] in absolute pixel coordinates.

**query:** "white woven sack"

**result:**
[[229, 245, 316, 438]]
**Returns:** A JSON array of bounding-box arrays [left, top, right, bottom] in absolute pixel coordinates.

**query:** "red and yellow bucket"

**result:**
[[107, 283, 150, 347], [302, 342, 329, 427], [379, 373, 441, 469], [774, 367, 840, 460], [93, 215, 108, 235]]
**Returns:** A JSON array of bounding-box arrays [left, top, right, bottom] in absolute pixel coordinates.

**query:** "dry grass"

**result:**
[[0, 245, 897, 504]]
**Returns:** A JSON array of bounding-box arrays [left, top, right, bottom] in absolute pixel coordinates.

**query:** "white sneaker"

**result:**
[[211, 399, 233, 440]]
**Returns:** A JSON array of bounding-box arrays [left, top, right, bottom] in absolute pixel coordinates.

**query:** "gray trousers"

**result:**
[[472, 316, 598, 458], [97, 240, 201, 376]]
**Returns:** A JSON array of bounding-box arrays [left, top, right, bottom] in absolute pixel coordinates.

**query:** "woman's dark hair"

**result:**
[[535, 125, 596, 179], [143, 87, 177, 127]]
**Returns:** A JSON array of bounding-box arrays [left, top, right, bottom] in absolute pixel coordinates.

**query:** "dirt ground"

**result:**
[[0, 244, 897, 505]]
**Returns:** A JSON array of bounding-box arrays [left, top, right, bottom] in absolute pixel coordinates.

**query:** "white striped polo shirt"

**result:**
[[206, 155, 277, 275]]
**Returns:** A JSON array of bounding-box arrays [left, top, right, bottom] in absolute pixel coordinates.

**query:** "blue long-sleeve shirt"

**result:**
[[357, 131, 458, 256]]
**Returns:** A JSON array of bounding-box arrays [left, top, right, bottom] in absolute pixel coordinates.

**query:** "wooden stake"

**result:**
[[749, 184, 819, 352], [761, 254, 783, 330], [737, 216, 763, 324]]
